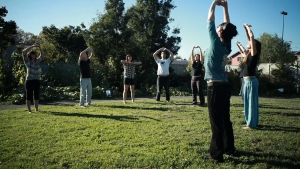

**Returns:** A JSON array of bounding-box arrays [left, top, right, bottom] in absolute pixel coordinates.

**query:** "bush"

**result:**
[[10, 93, 25, 105]]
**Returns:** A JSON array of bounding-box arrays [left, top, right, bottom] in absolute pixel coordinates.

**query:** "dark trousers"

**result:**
[[207, 82, 235, 161], [191, 76, 205, 104], [156, 76, 170, 101], [25, 79, 40, 100]]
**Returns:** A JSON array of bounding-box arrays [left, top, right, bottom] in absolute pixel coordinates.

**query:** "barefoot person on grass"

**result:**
[[121, 54, 142, 104], [239, 24, 261, 129], [22, 43, 44, 113]]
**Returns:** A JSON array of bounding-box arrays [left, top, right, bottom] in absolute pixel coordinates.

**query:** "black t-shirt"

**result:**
[[240, 54, 259, 77], [80, 59, 91, 78], [191, 61, 203, 76]]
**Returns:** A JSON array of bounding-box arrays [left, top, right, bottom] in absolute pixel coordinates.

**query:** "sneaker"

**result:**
[[80, 106, 85, 108], [123, 101, 126, 104]]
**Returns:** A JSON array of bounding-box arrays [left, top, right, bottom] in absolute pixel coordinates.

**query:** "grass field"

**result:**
[[0, 97, 299, 169]]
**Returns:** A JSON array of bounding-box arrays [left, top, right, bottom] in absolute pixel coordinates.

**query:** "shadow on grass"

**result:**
[[231, 103, 244, 108], [263, 111, 300, 117], [259, 104, 300, 111], [102, 105, 169, 112], [255, 124, 300, 133], [229, 150, 300, 169], [48, 111, 139, 121]]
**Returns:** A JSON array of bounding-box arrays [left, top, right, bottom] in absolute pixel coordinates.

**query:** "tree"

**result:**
[[126, 0, 181, 87], [258, 33, 297, 94], [42, 24, 88, 63], [88, 0, 134, 88], [0, 6, 18, 100], [258, 33, 295, 64]]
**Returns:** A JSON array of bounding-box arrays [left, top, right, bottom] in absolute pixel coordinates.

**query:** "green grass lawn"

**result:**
[[0, 97, 300, 169]]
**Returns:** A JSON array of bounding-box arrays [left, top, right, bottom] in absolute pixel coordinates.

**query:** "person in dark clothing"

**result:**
[[190, 46, 205, 105]]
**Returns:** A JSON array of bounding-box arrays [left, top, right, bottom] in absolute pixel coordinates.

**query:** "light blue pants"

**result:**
[[243, 77, 259, 128], [80, 78, 92, 106]]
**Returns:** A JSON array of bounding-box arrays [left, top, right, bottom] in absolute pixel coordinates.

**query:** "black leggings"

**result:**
[[26, 80, 40, 100]]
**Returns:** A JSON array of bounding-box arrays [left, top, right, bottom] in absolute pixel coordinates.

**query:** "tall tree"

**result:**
[[88, 0, 132, 88], [0, 6, 18, 100], [126, 0, 181, 87], [42, 24, 88, 63]]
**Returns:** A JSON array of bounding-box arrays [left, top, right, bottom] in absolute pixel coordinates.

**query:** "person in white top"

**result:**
[[153, 47, 174, 102]]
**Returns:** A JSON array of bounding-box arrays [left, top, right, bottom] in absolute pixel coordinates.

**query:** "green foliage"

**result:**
[[0, 7, 18, 101], [1, 98, 300, 168], [42, 24, 88, 63], [258, 33, 295, 64], [10, 93, 25, 105]]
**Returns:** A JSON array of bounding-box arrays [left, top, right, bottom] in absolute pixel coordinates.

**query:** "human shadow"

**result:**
[[102, 105, 169, 112], [48, 111, 139, 121], [255, 124, 300, 133], [228, 150, 300, 169], [259, 104, 300, 111], [230, 103, 244, 108], [263, 111, 300, 117]]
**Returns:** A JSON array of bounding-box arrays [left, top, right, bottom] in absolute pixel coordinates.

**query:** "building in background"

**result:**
[[170, 59, 189, 76]]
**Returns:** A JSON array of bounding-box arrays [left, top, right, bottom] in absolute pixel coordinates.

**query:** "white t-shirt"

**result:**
[[156, 58, 171, 75]]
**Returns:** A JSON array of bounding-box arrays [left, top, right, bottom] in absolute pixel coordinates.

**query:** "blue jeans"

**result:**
[[207, 82, 235, 161], [80, 78, 92, 106]]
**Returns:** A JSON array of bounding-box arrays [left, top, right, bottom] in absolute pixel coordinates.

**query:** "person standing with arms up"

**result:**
[[22, 43, 44, 113], [204, 0, 238, 163], [239, 24, 261, 129], [78, 47, 94, 108], [190, 46, 205, 106], [121, 54, 142, 104], [153, 47, 174, 102]]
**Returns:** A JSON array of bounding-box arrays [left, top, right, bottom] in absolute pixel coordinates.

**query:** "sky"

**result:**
[[1, 0, 300, 60]]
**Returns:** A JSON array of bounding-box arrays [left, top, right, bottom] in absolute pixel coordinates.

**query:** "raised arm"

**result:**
[[22, 44, 36, 59], [165, 48, 174, 61], [236, 41, 247, 54], [36, 44, 44, 60], [219, 0, 229, 23], [191, 46, 195, 62], [244, 24, 251, 41], [133, 61, 142, 65], [153, 48, 162, 62], [121, 60, 127, 64], [208, 0, 220, 22], [244, 24, 257, 56], [199, 47, 204, 64], [79, 47, 93, 60]]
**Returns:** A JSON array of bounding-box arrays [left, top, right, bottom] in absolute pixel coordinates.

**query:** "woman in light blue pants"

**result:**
[[239, 24, 261, 129], [243, 77, 259, 128]]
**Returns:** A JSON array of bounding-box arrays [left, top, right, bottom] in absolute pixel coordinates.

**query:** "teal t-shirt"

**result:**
[[204, 21, 231, 82]]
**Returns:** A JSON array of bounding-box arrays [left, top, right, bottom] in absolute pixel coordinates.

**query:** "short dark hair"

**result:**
[[28, 51, 37, 61], [220, 22, 238, 42]]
